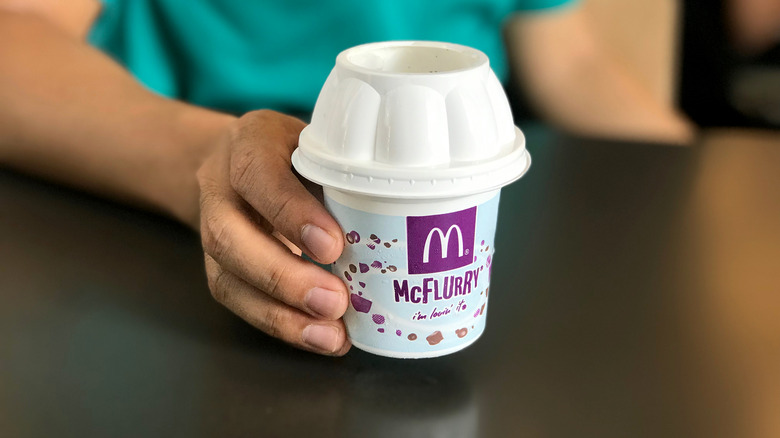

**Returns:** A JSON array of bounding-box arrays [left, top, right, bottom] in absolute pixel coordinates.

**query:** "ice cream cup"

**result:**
[[292, 41, 530, 358]]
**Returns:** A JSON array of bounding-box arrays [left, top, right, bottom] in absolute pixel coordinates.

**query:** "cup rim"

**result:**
[[292, 130, 531, 199], [336, 40, 489, 78]]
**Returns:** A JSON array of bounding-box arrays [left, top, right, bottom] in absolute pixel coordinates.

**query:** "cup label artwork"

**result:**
[[326, 192, 500, 355], [406, 207, 476, 274]]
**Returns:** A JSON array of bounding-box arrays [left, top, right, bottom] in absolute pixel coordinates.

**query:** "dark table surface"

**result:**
[[1, 126, 779, 438]]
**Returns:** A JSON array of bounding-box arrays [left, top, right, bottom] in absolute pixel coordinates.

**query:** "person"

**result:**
[[0, 0, 693, 356]]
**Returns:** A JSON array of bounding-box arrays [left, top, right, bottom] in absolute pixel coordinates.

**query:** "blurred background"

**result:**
[[2, 1, 779, 437], [510, 0, 780, 131]]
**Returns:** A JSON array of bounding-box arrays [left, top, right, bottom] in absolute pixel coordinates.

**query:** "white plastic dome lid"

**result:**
[[292, 41, 530, 199]]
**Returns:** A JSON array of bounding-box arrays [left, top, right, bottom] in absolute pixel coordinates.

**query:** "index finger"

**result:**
[[228, 110, 345, 264]]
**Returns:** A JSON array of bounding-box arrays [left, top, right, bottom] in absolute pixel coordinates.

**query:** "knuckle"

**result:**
[[201, 211, 232, 262], [229, 148, 261, 196], [265, 189, 296, 227], [231, 110, 272, 143], [259, 258, 290, 300], [198, 181, 221, 216], [196, 163, 221, 211], [262, 304, 285, 340], [206, 263, 231, 305]]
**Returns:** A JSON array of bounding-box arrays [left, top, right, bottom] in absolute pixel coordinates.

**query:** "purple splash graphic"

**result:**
[[350, 294, 372, 313], [359, 263, 369, 273], [372, 314, 385, 324], [371, 260, 382, 269]]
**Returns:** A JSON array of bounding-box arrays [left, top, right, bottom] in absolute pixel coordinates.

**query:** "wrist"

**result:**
[[159, 103, 236, 228]]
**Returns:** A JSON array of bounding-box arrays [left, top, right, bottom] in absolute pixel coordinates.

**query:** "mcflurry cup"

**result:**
[[292, 41, 530, 358]]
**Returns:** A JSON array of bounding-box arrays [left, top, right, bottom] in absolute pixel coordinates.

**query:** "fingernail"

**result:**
[[301, 224, 337, 262], [302, 324, 340, 353], [305, 287, 344, 319]]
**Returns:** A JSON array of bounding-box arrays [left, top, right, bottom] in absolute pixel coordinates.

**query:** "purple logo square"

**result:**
[[406, 207, 476, 274]]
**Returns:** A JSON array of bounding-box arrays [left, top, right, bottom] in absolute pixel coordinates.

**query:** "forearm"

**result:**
[[508, 7, 694, 144], [0, 10, 235, 227], [527, 46, 694, 143]]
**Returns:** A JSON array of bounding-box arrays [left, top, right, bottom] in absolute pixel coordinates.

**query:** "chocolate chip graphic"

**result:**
[[426, 331, 444, 346], [408, 333, 417, 341], [346, 231, 360, 244], [384, 242, 391, 248], [349, 264, 357, 273], [456, 328, 468, 338], [387, 266, 397, 272]]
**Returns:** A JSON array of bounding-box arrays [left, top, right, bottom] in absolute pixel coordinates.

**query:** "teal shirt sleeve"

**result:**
[[89, 0, 181, 98], [87, 0, 115, 43]]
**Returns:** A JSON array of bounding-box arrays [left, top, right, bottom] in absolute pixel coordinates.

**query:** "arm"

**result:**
[[0, 5, 233, 225], [0, 4, 350, 355], [506, 4, 695, 144]]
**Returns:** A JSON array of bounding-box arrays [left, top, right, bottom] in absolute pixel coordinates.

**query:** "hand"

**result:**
[[197, 110, 351, 355]]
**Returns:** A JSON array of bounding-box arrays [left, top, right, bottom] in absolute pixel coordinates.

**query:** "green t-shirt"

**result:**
[[90, 0, 574, 114]]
